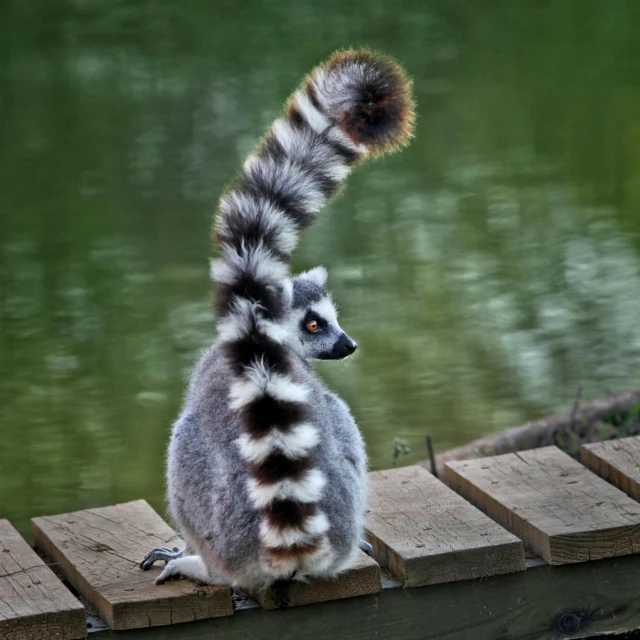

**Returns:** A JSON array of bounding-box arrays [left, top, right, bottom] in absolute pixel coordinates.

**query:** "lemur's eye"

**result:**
[[306, 319, 319, 333]]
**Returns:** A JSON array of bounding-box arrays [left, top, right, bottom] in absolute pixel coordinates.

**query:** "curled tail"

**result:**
[[211, 50, 415, 578]]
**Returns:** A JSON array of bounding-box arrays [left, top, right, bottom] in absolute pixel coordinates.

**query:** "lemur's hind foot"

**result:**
[[359, 540, 375, 559], [140, 546, 185, 571], [155, 555, 211, 585]]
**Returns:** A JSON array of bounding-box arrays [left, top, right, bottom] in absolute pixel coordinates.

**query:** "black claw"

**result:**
[[140, 547, 185, 573]]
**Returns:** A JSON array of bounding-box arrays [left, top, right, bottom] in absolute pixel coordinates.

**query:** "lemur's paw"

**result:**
[[140, 546, 184, 570], [156, 555, 209, 585], [359, 540, 375, 559]]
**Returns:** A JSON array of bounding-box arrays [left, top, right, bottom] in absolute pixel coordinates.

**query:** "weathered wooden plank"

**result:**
[[31, 500, 233, 631], [443, 446, 640, 564], [89, 553, 640, 640], [365, 465, 525, 586], [0, 519, 86, 640], [582, 436, 640, 502], [249, 550, 380, 610]]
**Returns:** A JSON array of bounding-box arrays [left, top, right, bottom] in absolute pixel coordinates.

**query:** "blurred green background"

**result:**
[[1, 0, 640, 536]]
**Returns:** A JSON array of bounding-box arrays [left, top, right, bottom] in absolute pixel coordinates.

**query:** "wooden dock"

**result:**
[[3, 436, 640, 639]]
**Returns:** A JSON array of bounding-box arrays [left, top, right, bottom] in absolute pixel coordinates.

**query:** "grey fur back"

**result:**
[[168, 345, 367, 589]]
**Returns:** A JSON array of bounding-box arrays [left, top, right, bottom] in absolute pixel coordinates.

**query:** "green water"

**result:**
[[2, 1, 640, 536]]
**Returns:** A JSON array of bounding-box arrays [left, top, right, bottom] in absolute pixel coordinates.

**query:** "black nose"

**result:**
[[334, 334, 357, 358]]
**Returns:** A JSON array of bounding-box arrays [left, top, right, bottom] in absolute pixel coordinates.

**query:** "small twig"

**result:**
[[426, 435, 438, 478], [569, 386, 584, 433], [585, 409, 594, 443], [544, 385, 585, 448]]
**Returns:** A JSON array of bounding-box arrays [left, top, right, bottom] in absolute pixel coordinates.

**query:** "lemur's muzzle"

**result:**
[[331, 334, 357, 359]]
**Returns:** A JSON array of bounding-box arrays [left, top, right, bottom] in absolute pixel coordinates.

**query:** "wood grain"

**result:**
[[88, 553, 640, 640], [582, 436, 640, 502], [31, 500, 233, 631], [444, 446, 640, 564], [365, 465, 525, 586], [250, 550, 380, 610], [0, 519, 86, 640]]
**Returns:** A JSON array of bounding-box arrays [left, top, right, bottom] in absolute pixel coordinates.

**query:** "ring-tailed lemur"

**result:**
[[140, 49, 414, 591]]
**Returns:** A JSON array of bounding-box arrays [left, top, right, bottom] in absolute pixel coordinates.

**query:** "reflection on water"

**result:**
[[1, 0, 640, 534]]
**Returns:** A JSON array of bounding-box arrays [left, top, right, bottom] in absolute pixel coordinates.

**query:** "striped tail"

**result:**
[[211, 49, 415, 578]]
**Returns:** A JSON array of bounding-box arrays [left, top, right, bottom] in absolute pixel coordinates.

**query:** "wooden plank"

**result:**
[[0, 519, 86, 640], [443, 446, 640, 565], [364, 465, 525, 586], [89, 553, 640, 640], [31, 500, 233, 631], [582, 436, 640, 502], [249, 550, 380, 610]]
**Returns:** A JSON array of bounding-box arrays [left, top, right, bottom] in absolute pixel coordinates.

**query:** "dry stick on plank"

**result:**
[[32, 500, 233, 631], [429, 386, 640, 476], [568, 385, 584, 432], [444, 446, 640, 565], [365, 465, 524, 587], [0, 519, 86, 640], [582, 436, 640, 502], [543, 385, 584, 449], [425, 435, 438, 477]]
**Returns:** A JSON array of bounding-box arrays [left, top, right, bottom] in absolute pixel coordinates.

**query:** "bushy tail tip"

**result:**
[[307, 48, 415, 156]]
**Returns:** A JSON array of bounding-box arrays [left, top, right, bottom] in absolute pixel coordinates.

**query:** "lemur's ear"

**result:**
[[299, 266, 328, 287]]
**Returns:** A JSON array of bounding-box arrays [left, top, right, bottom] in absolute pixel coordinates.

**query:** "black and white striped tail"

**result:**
[[211, 49, 415, 577]]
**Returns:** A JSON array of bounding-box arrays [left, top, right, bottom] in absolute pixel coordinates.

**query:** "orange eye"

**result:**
[[307, 319, 319, 332]]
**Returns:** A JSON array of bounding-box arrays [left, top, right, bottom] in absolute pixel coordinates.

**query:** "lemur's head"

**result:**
[[288, 267, 357, 361]]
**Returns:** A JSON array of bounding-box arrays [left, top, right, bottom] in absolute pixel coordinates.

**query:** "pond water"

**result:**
[[2, 0, 640, 535]]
